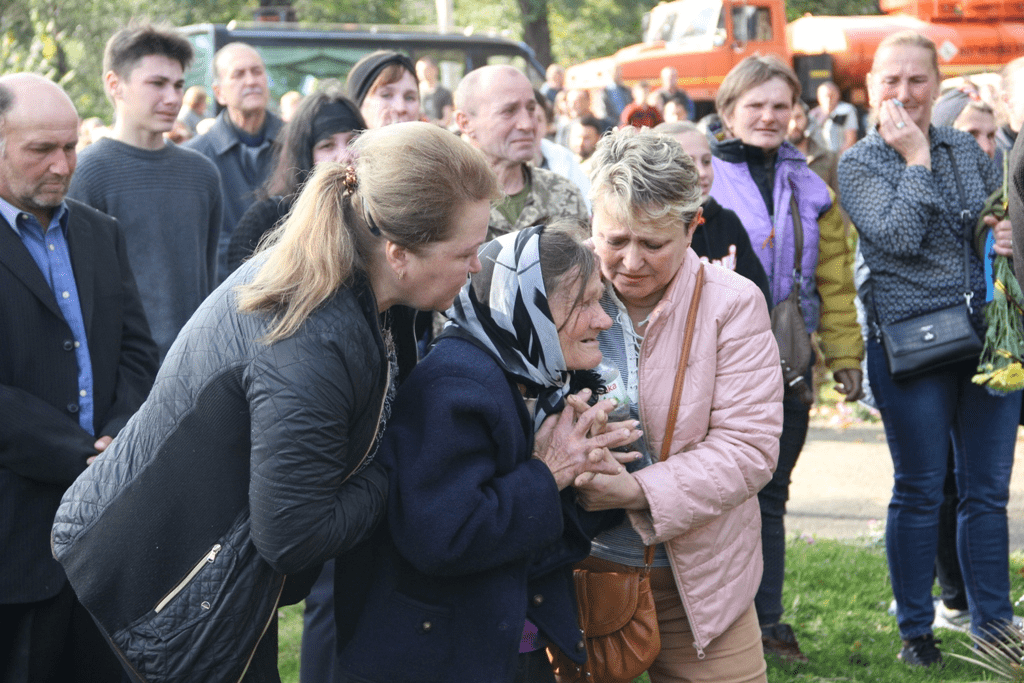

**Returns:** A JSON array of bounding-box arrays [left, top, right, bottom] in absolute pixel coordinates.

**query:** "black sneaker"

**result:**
[[761, 622, 809, 663], [898, 633, 943, 667]]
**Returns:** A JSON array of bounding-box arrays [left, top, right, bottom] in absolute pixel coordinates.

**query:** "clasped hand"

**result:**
[[533, 389, 642, 490]]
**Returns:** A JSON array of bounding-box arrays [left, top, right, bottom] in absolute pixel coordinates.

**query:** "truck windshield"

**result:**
[[644, 0, 724, 45]]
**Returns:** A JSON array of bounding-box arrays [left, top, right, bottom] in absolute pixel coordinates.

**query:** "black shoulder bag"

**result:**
[[878, 147, 983, 381]]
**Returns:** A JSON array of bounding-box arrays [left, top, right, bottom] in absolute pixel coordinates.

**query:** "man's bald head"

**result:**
[[0, 73, 79, 224], [454, 65, 531, 117], [0, 73, 77, 133], [213, 42, 262, 82]]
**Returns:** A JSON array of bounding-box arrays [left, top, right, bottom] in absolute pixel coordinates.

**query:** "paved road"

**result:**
[[787, 420, 1024, 551]]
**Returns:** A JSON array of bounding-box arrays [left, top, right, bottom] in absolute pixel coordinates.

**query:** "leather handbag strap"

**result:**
[[945, 146, 977, 311], [788, 185, 805, 281], [658, 264, 705, 464], [869, 147, 976, 330], [643, 264, 705, 568]]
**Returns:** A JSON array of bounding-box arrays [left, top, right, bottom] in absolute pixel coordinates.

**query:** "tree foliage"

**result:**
[[292, 0, 398, 24], [548, 0, 659, 66], [0, 0, 244, 120], [0, 0, 883, 121]]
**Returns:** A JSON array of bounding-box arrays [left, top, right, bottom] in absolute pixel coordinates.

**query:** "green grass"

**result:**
[[276, 538, 1024, 682]]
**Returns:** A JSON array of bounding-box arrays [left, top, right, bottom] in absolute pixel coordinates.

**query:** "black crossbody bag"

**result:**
[[878, 147, 983, 381]]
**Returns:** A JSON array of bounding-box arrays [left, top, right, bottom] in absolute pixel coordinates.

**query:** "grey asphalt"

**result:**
[[787, 421, 1024, 551]]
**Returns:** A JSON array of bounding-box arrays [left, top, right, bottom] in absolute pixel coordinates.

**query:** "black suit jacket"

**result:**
[[0, 198, 158, 603]]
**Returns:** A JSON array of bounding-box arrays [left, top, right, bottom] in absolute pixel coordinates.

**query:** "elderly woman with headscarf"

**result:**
[[336, 222, 641, 683]]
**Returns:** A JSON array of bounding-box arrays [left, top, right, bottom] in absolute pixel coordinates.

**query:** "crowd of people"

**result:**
[[4, 17, 1024, 683]]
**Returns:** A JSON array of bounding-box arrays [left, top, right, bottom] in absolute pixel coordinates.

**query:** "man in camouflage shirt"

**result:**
[[454, 65, 590, 238]]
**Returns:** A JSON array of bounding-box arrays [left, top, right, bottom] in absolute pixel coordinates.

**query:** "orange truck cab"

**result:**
[[566, 0, 1024, 116]]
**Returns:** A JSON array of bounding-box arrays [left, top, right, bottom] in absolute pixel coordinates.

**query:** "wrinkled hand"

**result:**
[[832, 368, 864, 402], [987, 216, 1013, 257], [574, 464, 648, 511], [87, 435, 114, 465], [534, 396, 642, 490], [565, 391, 643, 465], [878, 99, 931, 169]]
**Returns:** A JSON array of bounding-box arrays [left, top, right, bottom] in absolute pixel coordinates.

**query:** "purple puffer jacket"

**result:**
[[710, 139, 832, 333]]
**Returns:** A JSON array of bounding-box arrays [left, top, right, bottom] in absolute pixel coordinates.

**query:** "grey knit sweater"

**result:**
[[68, 137, 223, 359]]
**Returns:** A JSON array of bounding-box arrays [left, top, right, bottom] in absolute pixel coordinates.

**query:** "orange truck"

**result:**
[[565, 0, 1024, 115]]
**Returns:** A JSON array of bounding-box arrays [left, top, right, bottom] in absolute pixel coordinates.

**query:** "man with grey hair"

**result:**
[[186, 41, 282, 280], [455, 64, 589, 238], [0, 73, 158, 682]]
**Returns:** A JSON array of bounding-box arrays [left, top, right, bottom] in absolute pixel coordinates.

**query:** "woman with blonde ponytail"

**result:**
[[52, 121, 499, 683]]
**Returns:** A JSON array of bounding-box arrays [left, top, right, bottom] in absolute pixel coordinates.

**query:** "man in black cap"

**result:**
[[345, 50, 421, 129]]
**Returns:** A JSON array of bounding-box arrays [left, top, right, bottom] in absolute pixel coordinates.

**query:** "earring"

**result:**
[[398, 270, 406, 280]]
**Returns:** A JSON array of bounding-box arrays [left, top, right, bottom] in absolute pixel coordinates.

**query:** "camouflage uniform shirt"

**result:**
[[488, 164, 590, 239]]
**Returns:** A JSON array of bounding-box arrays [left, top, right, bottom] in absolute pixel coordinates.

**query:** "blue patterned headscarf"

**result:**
[[444, 225, 570, 430]]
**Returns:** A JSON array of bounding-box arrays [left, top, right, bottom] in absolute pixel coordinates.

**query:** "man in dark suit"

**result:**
[[0, 73, 158, 682]]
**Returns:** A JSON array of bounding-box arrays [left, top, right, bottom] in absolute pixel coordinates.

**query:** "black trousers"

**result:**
[[0, 582, 125, 683]]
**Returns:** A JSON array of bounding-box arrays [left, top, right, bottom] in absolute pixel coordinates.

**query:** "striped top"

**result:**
[[590, 285, 671, 568]]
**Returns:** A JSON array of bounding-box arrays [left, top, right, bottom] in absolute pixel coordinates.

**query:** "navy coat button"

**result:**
[[532, 594, 544, 606], [420, 621, 432, 633], [576, 639, 586, 651], [63, 340, 74, 351], [67, 403, 79, 413]]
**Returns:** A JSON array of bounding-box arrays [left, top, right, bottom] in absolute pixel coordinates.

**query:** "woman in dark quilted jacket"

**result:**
[[51, 122, 500, 683]]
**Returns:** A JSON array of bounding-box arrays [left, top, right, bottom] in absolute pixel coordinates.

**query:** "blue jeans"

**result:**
[[868, 339, 1018, 639]]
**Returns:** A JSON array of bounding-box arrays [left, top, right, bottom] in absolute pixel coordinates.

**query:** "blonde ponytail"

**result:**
[[235, 121, 499, 343]]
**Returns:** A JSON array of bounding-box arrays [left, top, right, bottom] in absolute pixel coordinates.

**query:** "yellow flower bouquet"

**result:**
[[972, 157, 1024, 396]]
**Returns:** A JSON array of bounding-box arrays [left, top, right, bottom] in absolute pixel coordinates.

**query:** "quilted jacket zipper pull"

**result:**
[[154, 544, 222, 613]]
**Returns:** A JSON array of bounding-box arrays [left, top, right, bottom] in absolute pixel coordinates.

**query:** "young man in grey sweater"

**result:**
[[69, 23, 223, 360]]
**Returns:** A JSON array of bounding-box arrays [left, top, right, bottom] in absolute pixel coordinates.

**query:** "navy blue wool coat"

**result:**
[[336, 337, 616, 683]]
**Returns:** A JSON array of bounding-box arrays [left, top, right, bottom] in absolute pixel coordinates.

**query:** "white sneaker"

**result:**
[[889, 596, 1023, 632], [931, 599, 1024, 633], [933, 600, 970, 633]]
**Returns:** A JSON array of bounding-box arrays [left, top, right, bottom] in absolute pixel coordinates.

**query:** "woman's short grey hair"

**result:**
[[588, 127, 702, 232]]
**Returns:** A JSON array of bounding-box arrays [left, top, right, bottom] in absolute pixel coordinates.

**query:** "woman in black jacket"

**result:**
[[51, 122, 500, 683], [654, 121, 772, 307]]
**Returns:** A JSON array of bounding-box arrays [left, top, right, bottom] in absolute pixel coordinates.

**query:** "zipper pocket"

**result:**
[[154, 544, 222, 613]]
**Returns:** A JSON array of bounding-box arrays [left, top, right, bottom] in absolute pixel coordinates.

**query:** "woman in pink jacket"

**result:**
[[576, 127, 784, 682]]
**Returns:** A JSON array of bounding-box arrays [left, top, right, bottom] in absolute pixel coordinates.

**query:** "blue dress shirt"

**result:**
[[1, 198, 95, 434]]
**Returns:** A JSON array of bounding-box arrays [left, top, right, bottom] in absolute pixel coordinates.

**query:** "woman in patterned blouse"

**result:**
[[838, 31, 1018, 668]]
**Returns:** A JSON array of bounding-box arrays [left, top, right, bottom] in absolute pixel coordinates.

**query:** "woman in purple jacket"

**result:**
[[708, 55, 864, 661]]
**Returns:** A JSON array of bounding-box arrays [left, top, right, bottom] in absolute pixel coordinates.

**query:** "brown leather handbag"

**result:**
[[549, 264, 706, 683]]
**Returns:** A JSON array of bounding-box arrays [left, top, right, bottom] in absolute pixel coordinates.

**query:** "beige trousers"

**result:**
[[647, 566, 767, 683]]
